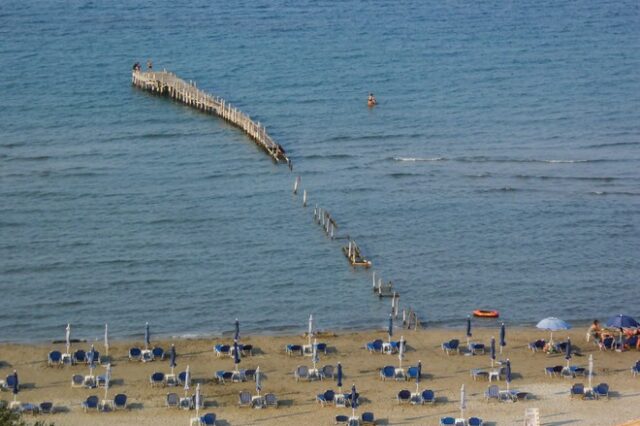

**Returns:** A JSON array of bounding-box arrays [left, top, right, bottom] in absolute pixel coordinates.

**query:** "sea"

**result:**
[[1, 0, 639, 343]]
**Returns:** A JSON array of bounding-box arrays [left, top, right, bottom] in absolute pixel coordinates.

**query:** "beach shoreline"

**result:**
[[1, 326, 639, 425]]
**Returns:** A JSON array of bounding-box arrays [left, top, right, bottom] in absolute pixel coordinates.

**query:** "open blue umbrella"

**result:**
[[606, 314, 639, 329], [505, 359, 512, 391], [169, 344, 177, 375], [12, 370, 18, 402], [536, 317, 571, 343], [234, 318, 240, 342], [388, 314, 393, 343], [565, 338, 572, 368], [499, 323, 506, 354], [233, 340, 241, 372], [337, 363, 343, 393], [490, 337, 496, 367], [145, 322, 150, 350], [466, 316, 472, 346]]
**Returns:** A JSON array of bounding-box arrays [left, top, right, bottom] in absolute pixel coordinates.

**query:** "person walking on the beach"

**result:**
[[147, 59, 153, 70]]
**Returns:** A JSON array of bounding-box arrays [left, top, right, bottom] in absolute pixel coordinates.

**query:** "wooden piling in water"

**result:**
[[131, 69, 290, 165]]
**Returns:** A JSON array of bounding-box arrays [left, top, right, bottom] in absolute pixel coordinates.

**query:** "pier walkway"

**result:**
[[131, 70, 290, 165]]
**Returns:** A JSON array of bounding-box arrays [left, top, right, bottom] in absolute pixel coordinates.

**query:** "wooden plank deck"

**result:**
[[131, 70, 290, 165]]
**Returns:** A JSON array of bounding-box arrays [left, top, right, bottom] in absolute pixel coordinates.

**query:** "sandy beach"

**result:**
[[1, 327, 639, 426]]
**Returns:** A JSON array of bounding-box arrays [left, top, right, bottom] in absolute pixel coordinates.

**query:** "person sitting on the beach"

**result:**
[[542, 341, 555, 354], [588, 319, 602, 343]]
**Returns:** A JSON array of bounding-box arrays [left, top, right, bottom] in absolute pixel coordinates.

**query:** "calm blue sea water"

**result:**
[[1, 0, 639, 342]]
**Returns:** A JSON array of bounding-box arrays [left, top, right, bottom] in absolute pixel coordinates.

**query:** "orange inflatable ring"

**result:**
[[473, 309, 499, 318]]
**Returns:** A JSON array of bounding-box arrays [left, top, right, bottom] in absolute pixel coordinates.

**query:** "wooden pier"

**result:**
[[342, 239, 372, 268], [131, 70, 290, 164]]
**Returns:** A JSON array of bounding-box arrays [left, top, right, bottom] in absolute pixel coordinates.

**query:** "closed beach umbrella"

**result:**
[[398, 335, 405, 369], [460, 384, 466, 420], [588, 354, 593, 389], [505, 359, 512, 391], [12, 370, 18, 402], [350, 383, 357, 418], [312, 338, 319, 371], [337, 363, 343, 393], [388, 314, 393, 343], [416, 360, 422, 393], [184, 365, 190, 397], [144, 322, 150, 350], [308, 314, 314, 347], [536, 317, 571, 343], [490, 337, 496, 367], [233, 340, 241, 372], [500, 323, 506, 354], [169, 344, 177, 375], [565, 338, 572, 368], [606, 314, 639, 329], [466, 316, 472, 346], [87, 344, 96, 377], [104, 324, 109, 357], [104, 363, 111, 401], [234, 318, 240, 342], [256, 366, 262, 396], [195, 383, 201, 417], [65, 323, 71, 354]]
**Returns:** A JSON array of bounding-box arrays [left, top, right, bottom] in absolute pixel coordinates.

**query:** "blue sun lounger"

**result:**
[[366, 339, 383, 353], [48, 351, 62, 366], [200, 413, 216, 425], [380, 365, 395, 380], [82, 395, 99, 412], [441, 339, 460, 355]]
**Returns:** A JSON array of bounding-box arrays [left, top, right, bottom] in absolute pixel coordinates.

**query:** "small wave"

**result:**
[[1, 142, 26, 148], [393, 157, 446, 162], [138, 131, 206, 140], [391, 156, 608, 164], [586, 141, 640, 149], [515, 174, 617, 182], [464, 173, 492, 178], [11, 155, 50, 162], [479, 187, 519, 193], [388, 172, 420, 178], [301, 153, 354, 160], [589, 191, 640, 197], [326, 133, 423, 143], [0, 221, 24, 228]]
